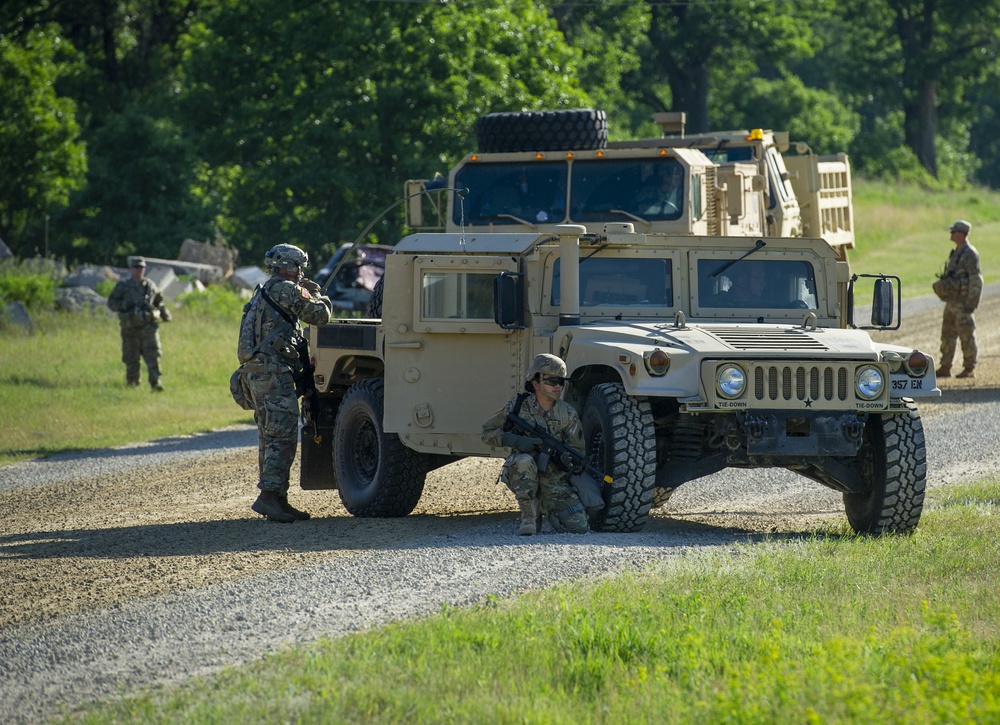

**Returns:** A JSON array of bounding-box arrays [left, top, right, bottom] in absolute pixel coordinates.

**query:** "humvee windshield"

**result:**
[[453, 157, 685, 226], [697, 258, 817, 310]]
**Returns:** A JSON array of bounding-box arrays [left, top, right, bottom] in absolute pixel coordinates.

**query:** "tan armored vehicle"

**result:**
[[302, 217, 939, 534], [301, 111, 934, 534]]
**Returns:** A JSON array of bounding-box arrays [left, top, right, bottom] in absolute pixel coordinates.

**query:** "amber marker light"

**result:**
[[905, 350, 929, 377], [644, 349, 670, 376]]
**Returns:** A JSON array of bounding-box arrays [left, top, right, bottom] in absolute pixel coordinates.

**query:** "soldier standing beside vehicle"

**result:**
[[238, 244, 332, 523], [934, 220, 983, 379], [482, 354, 590, 536], [107, 256, 171, 391]]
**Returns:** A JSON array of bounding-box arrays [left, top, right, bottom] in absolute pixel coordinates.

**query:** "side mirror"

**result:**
[[871, 277, 894, 327], [849, 273, 901, 330], [494, 271, 524, 329]]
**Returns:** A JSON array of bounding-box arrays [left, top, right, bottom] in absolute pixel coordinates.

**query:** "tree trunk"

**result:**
[[917, 79, 938, 177]]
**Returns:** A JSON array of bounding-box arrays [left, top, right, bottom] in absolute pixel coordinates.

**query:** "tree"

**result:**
[[636, 0, 821, 133], [177, 0, 590, 263], [0, 27, 87, 255]]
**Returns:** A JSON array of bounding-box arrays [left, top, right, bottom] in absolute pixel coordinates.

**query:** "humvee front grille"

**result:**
[[753, 363, 850, 403]]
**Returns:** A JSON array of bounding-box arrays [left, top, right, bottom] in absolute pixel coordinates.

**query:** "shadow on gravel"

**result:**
[[0, 511, 838, 561], [1, 426, 257, 466]]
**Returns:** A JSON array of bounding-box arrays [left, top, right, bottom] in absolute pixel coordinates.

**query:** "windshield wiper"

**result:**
[[710, 239, 766, 278], [608, 209, 651, 227]]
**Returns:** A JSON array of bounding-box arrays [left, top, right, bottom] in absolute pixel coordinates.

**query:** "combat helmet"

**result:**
[[525, 353, 567, 382], [265, 243, 309, 273]]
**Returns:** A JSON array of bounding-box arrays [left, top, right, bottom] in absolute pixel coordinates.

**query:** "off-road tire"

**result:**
[[333, 378, 426, 517], [582, 382, 657, 532], [366, 277, 384, 318], [475, 109, 608, 153], [844, 399, 926, 534]]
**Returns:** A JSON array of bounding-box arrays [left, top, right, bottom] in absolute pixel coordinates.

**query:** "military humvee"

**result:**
[[301, 219, 938, 534]]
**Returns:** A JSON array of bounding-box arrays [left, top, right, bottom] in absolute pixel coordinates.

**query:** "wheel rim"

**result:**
[[350, 418, 380, 487]]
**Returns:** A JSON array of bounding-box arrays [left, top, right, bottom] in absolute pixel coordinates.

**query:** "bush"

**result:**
[[0, 258, 60, 310], [176, 284, 247, 318]]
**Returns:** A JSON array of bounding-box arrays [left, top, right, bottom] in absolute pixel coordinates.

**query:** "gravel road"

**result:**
[[2, 288, 998, 724]]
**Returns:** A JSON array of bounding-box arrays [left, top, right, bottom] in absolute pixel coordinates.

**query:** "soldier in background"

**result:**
[[237, 244, 332, 523], [934, 220, 983, 379], [106, 256, 171, 391], [481, 353, 589, 536]]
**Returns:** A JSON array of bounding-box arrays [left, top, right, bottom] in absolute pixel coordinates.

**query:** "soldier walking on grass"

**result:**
[[934, 220, 983, 379], [106, 256, 171, 391], [482, 354, 589, 536], [237, 244, 332, 523]]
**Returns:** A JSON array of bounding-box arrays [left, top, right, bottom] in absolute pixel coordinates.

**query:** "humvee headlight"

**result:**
[[904, 350, 929, 377], [856, 366, 885, 400], [644, 349, 670, 376], [717, 364, 746, 399]]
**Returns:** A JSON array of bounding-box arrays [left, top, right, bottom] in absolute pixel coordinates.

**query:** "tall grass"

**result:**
[[851, 179, 1000, 291], [0, 296, 253, 464], [66, 481, 1000, 724]]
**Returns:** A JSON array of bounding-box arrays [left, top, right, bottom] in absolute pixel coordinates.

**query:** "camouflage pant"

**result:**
[[246, 370, 299, 495], [940, 304, 977, 370], [120, 325, 161, 385], [502, 453, 589, 533]]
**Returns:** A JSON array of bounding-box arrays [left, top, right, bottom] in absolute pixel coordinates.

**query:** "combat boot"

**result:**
[[517, 499, 539, 536], [279, 495, 311, 520], [935, 365, 951, 378], [956, 368, 976, 379], [251, 491, 296, 523]]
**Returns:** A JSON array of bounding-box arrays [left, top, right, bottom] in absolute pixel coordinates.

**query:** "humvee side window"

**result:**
[[422, 271, 495, 319], [697, 259, 818, 310], [454, 161, 568, 225], [551, 257, 673, 307]]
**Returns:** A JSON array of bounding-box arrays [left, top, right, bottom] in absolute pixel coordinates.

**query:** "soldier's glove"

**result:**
[[501, 431, 542, 453], [161, 309, 172, 322], [301, 278, 321, 295]]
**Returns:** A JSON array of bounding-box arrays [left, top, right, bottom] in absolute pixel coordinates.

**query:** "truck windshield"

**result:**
[[697, 258, 818, 310], [570, 158, 684, 222], [551, 257, 673, 307], [454, 161, 567, 226]]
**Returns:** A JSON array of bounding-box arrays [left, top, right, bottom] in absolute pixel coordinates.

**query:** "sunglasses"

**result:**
[[542, 376, 565, 386]]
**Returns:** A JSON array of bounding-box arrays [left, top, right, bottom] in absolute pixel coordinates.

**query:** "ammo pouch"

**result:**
[[229, 366, 254, 410], [932, 275, 959, 302]]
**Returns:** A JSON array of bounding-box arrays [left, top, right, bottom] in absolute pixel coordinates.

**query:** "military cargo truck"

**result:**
[[301, 219, 938, 535]]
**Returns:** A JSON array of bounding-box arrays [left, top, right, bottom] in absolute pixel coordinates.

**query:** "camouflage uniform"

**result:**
[[482, 389, 589, 534], [241, 275, 332, 499], [936, 223, 983, 377], [106, 257, 170, 389]]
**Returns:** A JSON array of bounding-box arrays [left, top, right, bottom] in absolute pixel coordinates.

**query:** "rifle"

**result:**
[[295, 337, 322, 444], [504, 411, 613, 486]]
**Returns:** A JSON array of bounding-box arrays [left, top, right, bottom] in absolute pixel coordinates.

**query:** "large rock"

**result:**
[[178, 239, 238, 278], [55, 286, 111, 313], [228, 266, 269, 291], [63, 265, 119, 290], [141, 257, 224, 285], [0, 238, 12, 260], [3, 301, 35, 332]]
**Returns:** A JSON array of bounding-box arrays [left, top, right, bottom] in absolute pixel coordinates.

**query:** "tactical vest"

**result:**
[[236, 282, 299, 365]]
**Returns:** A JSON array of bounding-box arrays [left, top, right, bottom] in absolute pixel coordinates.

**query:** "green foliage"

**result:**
[[69, 481, 1000, 723], [0, 257, 63, 311], [56, 109, 217, 263], [176, 0, 590, 263], [0, 303, 248, 463], [176, 284, 247, 318], [0, 26, 87, 253]]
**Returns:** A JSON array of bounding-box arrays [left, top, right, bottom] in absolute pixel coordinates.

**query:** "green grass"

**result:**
[[64, 480, 1000, 724], [851, 178, 1000, 291], [0, 305, 254, 464]]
